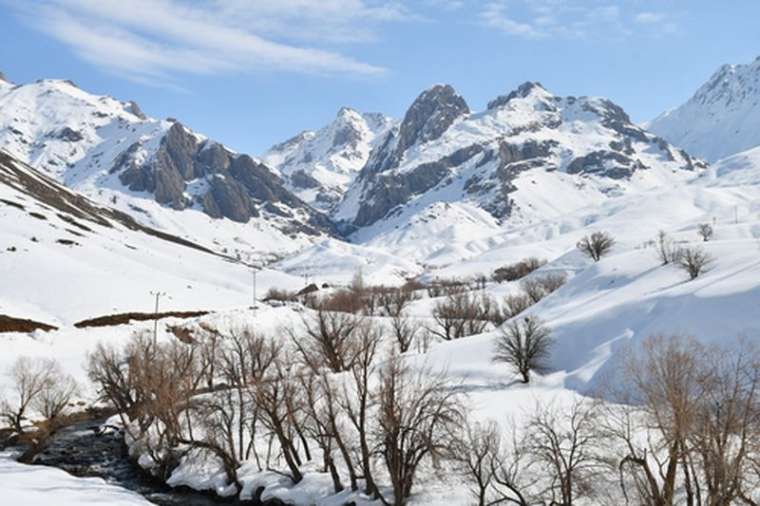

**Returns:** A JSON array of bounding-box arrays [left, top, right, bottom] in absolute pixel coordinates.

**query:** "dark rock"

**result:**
[[395, 84, 469, 156], [353, 143, 483, 227], [566, 150, 647, 179], [54, 127, 84, 143], [289, 170, 321, 189], [487, 81, 553, 110], [125, 101, 146, 120]]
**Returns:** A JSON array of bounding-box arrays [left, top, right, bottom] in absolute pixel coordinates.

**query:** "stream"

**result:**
[[31, 418, 250, 505]]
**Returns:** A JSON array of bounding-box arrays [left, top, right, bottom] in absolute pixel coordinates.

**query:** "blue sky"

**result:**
[[1, 0, 759, 155]]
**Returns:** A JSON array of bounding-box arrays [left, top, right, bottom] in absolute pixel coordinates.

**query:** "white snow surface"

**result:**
[[0, 451, 151, 505], [649, 56, 760, 162]]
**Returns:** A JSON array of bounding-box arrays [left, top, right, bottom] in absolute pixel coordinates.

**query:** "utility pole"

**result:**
[[252, 267, 258, 310], [150, 290, 166, 345]]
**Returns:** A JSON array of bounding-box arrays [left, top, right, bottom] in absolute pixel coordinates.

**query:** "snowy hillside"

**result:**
[[263, 107, 394, 210], [649, 56, 760, 162], [0, 78, 334, 259], [0, 150, 303, 326]]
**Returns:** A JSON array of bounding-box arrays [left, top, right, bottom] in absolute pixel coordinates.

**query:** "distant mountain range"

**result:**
[[4, 58, 760, 260]]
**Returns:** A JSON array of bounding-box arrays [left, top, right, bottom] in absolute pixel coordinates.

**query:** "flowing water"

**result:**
[[32, 419, 249, 505]]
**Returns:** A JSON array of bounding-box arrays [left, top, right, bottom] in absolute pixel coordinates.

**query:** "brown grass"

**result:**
[[74, 310, 210, 329], [0, 314, 58, 333]]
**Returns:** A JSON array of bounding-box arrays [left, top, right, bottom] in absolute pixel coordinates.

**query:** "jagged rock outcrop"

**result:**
[[115, 122, 331, 232]]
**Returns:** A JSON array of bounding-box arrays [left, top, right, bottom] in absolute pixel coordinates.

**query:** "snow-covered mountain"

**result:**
[[262, 107, 394, 211], [0, 76, 335, 259], [333, 82, 705, 263], [0, 149, 302, 325], [648, 56, 760, 162]]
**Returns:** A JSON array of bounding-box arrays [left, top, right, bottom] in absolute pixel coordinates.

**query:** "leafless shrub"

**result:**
[[520, 272, 567, 304], [537, 272, 567, 294], [655, 230, 678, 265], [676, 245, 713, 280], [431, 292, 493, 341], [698, 223, 714, 242], [378, 287, 421, 318], [263, 287, 296, 302], [492, 257, 547, 283], [426, 278, 469, 298], [492, 316, 553, 383], [502, 293, 534, 319], [577, 231, 615, 262]]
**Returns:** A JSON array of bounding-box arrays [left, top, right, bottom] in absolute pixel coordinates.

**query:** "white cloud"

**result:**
[[479, 1, 676, 40], [14, 0, 404, 86], [635, 11, 666, 24]]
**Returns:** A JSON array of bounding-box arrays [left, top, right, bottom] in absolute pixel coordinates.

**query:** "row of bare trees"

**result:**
[[86, 314, 464, 506]]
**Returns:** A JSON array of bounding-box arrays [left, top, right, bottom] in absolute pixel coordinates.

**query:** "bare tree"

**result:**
[[526, 399, 607, 505], [502, 293, 533, 319], [676, 246, 713, 280], [608, 335, 706, 506], [698, 223, 714, 242], [390, 313, 420, 353], [373, 356, 465, 505], [492, 316, 553, 383], [577, 232, 616, 262], [1, 357, 71, 433], [453, 419, 533, 506], [655, 230, 678, 265], [33, 364, 79, 421], [340, 321, 384, 497], [293, 309, 361, 372], [687, 339, 760, 505], [378, 287, 420, 318]]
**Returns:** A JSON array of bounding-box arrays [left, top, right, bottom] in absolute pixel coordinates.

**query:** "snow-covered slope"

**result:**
[[262, 107, 394, 211], [0, 77, 334, 259], [0, 150, 303, 325], [649, 56, 760, 162], [336, 82, 705, 265]]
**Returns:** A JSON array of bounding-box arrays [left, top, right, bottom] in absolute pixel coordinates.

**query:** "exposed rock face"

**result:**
[[363, 85, 470, 176], [115, 122, 333, 233], [395, 84, 470, 157], [125, 101, 146, 120]]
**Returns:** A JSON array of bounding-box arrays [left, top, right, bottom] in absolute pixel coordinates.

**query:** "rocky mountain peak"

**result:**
[[395, 84, 469, 155], [487, 81, 555, 111], [649, 56, 760, 161]]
